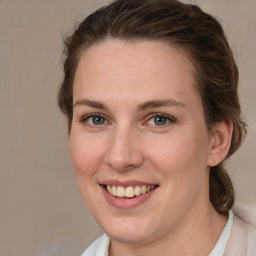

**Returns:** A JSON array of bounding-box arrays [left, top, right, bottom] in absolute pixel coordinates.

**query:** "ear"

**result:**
[[207, 119, 233, 167]]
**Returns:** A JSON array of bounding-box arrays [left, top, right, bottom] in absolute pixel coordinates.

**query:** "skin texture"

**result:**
[[70, 39, 232, 256]]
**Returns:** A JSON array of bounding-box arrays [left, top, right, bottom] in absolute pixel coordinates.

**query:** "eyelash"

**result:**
[[80, 113, 109, 126], [79, 112, 176, 127], [146, 113, 176, 126]]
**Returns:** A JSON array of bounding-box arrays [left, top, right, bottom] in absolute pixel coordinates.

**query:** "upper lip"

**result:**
[[100, 179, 158, 187]]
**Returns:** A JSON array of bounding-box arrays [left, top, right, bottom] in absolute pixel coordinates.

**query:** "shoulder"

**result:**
[[224, 204, 256, 256], [81, 234, 110, 256]]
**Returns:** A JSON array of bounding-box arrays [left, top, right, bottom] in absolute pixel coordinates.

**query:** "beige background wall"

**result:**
[[0, 0, 255, 255]]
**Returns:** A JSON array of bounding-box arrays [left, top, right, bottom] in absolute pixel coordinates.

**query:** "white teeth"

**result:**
[[105, 184, 156, 198], [125, 186, 135, 198], [112, 186, 117, 196], [134, 186, 141, 196], [116, 186, 126, 198], [107, 185, 112, 194], [141, 185, 146, 194]]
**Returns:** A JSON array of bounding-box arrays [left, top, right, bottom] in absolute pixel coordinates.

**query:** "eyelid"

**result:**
[[147, 112, 176, 120], [79, 112, 176, 127], [145, 112, 177, 125]]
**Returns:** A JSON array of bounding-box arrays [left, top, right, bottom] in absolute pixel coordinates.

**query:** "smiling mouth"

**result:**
[[103, 184, 158, 198]]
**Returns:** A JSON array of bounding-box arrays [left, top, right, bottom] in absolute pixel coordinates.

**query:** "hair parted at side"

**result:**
[[58, 0, 247, 214]]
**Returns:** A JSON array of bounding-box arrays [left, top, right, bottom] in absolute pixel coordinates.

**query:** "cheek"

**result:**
[[69, 132, 106, 210], [151, 134, 208, 172], [148, 132, 210, 196], [69, 131, 104, 177], [150, 135, 210, 218]]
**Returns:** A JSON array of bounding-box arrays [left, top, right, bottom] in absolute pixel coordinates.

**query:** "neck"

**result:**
[[109, 204, 228, 256]]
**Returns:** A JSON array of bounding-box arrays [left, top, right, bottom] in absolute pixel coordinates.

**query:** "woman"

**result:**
[[58, 0, 255, 255]]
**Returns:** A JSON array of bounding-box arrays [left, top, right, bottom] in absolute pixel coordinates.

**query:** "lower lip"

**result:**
[[101, 186, 157, 209]]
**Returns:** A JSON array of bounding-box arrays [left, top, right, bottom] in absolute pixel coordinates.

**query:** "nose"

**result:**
[[104, 127, 144, 172]]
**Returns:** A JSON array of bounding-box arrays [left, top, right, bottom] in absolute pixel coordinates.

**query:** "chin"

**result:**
[[101, 217, 157, 244], [107, 229, 152, 244]]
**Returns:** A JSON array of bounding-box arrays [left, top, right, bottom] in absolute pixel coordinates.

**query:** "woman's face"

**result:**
[[70, 39, 215, 244]]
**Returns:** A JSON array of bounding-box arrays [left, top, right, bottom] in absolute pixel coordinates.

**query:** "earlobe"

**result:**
[[207, 119, 233, 167]]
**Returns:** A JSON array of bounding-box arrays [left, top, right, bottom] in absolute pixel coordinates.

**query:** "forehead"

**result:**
[[73, 39, 198, 104]]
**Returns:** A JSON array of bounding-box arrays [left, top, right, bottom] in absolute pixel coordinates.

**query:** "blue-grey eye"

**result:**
[[86, 115, 106, 125], [154, 116, 168, 125]]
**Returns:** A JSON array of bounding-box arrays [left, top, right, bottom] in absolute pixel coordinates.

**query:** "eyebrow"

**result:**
[[73, 99, 108, 110], [73, 99, 186, 111], [137, 99, 186, 111]]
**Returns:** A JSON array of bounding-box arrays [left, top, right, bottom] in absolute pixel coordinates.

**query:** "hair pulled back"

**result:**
[[58, 0, 247, 214]]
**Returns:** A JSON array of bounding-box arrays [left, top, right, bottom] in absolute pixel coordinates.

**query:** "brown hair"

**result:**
[[58, 0, 247, 214]]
